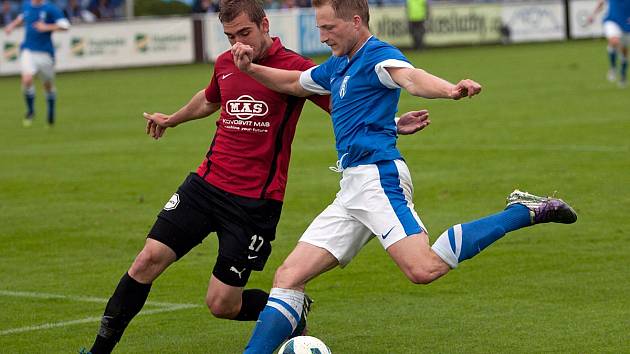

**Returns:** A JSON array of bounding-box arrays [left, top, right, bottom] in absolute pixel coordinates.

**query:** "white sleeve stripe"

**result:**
[[56, 18, 70, 29], [374, 59, 414, 89], [299, 67, 330, 95]]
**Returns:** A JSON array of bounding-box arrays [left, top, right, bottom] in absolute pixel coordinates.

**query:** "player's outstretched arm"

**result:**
[[387, 67, 481, 100], [3, 14, 23, 35], [587, 0, 605, 24], [231, 42, 312, 97], [397, 110, 431, 135], [143, 89, 220, 139]]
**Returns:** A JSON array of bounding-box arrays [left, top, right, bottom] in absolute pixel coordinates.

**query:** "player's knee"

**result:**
[[610, 38, 621, 47], [205, 296, 238, 319], [22, 77, 34, 88], [129, 248, 169, 280]]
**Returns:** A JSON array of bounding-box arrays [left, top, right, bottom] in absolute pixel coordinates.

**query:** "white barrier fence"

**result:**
[[1, 17, 193, 76], [0, 1, 606, 76]]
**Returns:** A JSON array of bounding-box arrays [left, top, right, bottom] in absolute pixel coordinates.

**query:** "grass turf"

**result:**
[[0, 39, 628, 353]]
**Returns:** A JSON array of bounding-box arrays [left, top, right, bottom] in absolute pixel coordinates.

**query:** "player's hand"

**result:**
[[451, 79, 482, 100], [231, 42, 253, 73], [397, 110, 430, 135], [143, 112, 172, 140], [33, 21, 49, 32], [3, 26, 13, 35]]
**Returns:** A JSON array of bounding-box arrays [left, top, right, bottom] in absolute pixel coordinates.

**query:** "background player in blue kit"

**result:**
[[588, 0, 630, 87], [3, 0, 69, 127], [232, 0, 578, 352]]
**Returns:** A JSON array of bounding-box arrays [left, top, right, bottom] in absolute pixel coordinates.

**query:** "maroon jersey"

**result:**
[[197, 37, 330, 201]]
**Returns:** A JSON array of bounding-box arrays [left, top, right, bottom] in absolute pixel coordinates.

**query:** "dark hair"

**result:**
[[218, 0, 266, 25], [312, 0, 369, 26]]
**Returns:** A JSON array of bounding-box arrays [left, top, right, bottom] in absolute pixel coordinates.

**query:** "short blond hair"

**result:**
[[312, 0, 370, 26]]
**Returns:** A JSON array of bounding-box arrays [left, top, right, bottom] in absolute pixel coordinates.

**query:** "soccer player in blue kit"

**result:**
[[232, 0, 578, 352], [588, 0, 630, 87], [3, 0, 69, 127]]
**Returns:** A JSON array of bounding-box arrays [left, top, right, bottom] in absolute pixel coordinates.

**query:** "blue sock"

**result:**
[[244, 288, 303, 354], [608, 46, 617, 69], [621, 57, 628, 81], [432, 204, 531, 268], [24, 86, 35, 117], [47, 91, 56, 124]]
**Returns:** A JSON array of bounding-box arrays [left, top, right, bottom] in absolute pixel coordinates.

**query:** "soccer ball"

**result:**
[[278, 335, 332, 354]]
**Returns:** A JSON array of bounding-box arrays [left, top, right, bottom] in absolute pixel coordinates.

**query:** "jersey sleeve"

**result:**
[[49, 4, 70, 28], [299, 56, 336, 95], [204, 69, 221, 103], [370, 46, 413, 89], [293, 55, 331, 112]]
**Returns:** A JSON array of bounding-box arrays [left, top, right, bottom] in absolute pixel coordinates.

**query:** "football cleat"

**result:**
[[506, 189, 577, 225], [289, 294, 314, 338], [618, 78, 627, 89], [78, 348, 92, 354]]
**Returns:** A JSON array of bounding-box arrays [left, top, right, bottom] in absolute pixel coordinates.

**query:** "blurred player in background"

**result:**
[[588, 0, 630, 88], [3, 0, 70, 127], [82, 0, 429, 353], [232, 0, 578, 352]]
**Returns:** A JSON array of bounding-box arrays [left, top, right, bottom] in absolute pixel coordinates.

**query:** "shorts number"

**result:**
[[249, 235, 264, 252]]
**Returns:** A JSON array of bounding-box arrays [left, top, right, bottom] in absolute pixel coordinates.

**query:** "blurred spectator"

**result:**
[[88, 0, 123, 20], [406, 0, 428, 50], [192, 0, 219, 13], [1, 0, 18, 27], [281, 0, 296, 9], [263, 0, 280, 10], [64, 0, 96, 23]]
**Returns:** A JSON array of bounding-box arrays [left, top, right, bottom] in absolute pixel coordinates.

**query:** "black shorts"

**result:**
[[148, 173, 282, 287]]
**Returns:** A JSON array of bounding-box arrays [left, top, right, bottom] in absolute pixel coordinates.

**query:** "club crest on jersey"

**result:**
[[164, 193, 180, 211], [226, 95, 269, 120], [340, 76, 350, 98]]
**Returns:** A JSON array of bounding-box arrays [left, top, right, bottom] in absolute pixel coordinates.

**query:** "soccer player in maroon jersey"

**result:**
[[84, 1, 430, 353]]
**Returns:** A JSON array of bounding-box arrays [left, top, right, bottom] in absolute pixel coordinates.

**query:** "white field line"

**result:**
[[0, 290, 201, 336]]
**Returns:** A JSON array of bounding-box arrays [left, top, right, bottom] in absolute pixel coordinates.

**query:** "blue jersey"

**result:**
[[300, 36, 413, 169], [605, 0, 630, 32], [21, 1, 66, 56]]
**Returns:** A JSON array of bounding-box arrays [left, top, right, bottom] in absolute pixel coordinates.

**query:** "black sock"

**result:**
[[90, 272, 152, 354], [234, 289, 269, 321]]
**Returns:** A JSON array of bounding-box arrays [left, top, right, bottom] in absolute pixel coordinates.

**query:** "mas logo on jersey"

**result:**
[[163, 193, 180, 211], [226, 95, 269, 120], [340, 75, 350, 98]]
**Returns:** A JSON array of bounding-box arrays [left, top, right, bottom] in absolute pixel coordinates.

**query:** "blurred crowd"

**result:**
[[1, 0, 424, 25], [192, 0, 407, 13], [0, 0, 124, 26]]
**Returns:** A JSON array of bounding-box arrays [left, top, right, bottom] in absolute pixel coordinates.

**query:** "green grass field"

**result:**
[[1, 39, 629, 353]]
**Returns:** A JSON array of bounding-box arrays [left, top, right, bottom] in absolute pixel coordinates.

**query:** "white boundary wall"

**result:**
[[0, 1, 606, 76], [1, 17, 193, 76], [570, 0, 605, 39]]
